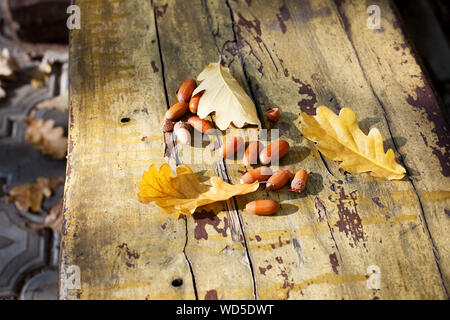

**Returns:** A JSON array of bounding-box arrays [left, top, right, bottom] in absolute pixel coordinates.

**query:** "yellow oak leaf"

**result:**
[[138, 163, 259, 215], [192, 61, 261, 130], [300, 106, 406, 180]]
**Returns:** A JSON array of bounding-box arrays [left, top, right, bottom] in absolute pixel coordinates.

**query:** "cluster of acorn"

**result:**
[[161, 78, 309, 216], [227, 138, 308, 216], [160, 78, 214, 145], [243, 169, 308, 216]]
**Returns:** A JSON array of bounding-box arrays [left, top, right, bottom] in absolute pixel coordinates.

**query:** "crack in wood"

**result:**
[[315, 197, 343, 261], [215, 161, 243, 242], [201, 0, 222, 56], [153, 2, 177, 164], [318, 151, 335, 177], [225, 0, 265, 128], [152, 1, 196, 299], [181, 214, 198, 299], [223, 0, 271, 299], [207, 114, 258, 299], [154, 0, 259, 300]]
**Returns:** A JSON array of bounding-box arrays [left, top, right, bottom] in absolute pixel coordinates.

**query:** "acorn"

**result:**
[[243, 141, 262, 167], [160, 118, 175, 132], [221, 136, 244, 159], [174, 121, 191, 145], [187, 116, 214, 134], [177, 78, 197, 102], [240, 166, 273, 184], [189, 92, 203, 114], [259, 139, 290, 164], [266, 108, 280, 122], [245, 200, 279, 216], [266, 169, 293, 191], [291, 170, 308, 193], [166, 101, 188, 120]]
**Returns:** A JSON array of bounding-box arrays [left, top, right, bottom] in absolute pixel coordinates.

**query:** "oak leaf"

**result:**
[[25, 117, 68, 159], [6, 177, 64, 212], [300, 106, 406, 180], [192, 61, 261, 130], [138, 163, 259, 215]]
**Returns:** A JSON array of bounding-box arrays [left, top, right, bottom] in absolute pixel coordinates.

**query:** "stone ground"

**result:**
[[0, 36, 68, 300]]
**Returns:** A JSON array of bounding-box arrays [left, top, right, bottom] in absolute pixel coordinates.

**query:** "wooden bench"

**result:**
[[61, 0, 449, 299]]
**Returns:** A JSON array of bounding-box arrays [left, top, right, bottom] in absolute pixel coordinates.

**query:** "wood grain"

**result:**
[[61, 0, 195, 299], [336, 0, 450, 289], [154, 0, 255, 300], [62, 0, 449, 299]]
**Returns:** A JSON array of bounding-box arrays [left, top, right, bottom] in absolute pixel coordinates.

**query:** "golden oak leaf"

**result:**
[[300, 106, 406, 180], [138, 164, 259, 215], [192, 61, 261, 130]]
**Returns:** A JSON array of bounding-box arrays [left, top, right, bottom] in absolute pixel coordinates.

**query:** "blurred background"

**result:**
[[0, 0, 448, 300]]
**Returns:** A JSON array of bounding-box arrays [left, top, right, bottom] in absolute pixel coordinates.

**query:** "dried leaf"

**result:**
[[300, 106, 406, 180], [27, 198, 64, 234], [0, 48, 19, 79], [192, 61, 261, 130], [6, 177, 64, 212], [38, 58, 52, 74], [25, 117, 68, 159], [36, 90, 68, 112], [138, 163, 259, 215], [28, 58, 52, 87]]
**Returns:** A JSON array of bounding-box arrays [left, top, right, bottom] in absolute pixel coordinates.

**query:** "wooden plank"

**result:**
[[62, 0, 449, 300], [154, 0, 256, 300], [222, 0, 448, 299], [335, 0, 450, 289], [61, 0, 196, 299]]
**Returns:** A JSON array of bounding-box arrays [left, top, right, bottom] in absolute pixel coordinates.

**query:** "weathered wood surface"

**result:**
[[61, 0, 449, 299]]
